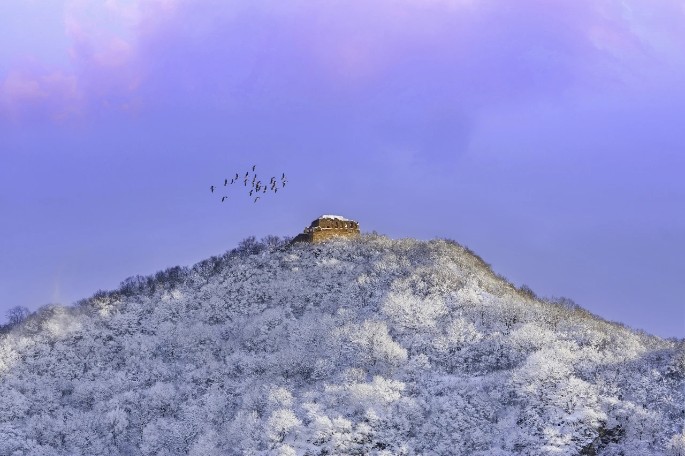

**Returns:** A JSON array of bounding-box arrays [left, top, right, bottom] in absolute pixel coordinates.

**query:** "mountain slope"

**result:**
[[1, 235, 683, 455]]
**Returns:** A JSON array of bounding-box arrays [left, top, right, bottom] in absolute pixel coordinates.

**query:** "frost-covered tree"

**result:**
[[0, 235, 681, 455], [5, 305, 30, 326]]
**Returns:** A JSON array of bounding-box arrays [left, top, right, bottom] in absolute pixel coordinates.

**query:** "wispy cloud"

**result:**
[[0, 67, 80, 122], [0, 0, 683, 123]]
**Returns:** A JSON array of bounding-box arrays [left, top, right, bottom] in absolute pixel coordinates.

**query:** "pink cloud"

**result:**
[[0, 67, 81, 122], [1, 0, 683, 124], [0, 0, 172, 123]]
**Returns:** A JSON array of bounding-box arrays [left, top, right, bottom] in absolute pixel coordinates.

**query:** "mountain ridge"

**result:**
[[1, 234, 683, 455]]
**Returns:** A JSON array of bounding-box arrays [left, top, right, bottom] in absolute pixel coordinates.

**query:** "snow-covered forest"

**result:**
[[1, 234, 683, 455]]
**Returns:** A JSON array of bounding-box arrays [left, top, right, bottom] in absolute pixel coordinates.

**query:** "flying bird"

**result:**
[[211, 167, 287, 205]]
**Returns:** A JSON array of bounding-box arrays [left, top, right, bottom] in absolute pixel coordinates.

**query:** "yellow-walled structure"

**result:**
[[292, 215, 360, 243]]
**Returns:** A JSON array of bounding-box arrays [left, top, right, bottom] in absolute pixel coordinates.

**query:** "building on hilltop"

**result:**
[[291, 215, 361, 243]]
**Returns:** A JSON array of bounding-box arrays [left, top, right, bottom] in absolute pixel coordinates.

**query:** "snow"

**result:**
[[318, 214, 352, 221], [0, 235, 682, 455]]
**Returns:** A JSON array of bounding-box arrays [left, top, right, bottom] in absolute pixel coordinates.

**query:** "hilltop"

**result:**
[[0, 234, 683, 455]]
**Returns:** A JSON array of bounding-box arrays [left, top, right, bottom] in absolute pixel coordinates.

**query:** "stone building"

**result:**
[[291, 215, 360, 243]]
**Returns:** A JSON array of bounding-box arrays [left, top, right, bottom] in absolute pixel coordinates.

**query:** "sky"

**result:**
[[1, 0, 683, 338]]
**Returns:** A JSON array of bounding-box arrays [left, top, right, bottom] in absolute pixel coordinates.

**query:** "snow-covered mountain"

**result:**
[[1, 234, 683, 455]]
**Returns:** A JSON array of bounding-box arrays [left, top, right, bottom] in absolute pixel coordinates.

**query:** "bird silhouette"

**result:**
[[211, 167, 287, 205]]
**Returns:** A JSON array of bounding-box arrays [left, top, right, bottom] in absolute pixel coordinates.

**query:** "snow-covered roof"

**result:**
[[318, 214, 352, 221]]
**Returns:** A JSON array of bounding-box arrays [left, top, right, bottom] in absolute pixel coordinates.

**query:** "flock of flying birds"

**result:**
[[210, 165, 287, 204]]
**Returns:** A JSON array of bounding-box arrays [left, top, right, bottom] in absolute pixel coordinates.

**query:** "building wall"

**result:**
[[291, 217, 361, 244], [311, 219, 358, 230], [310, 226, 360, 243], [291, 232, 312, 244]]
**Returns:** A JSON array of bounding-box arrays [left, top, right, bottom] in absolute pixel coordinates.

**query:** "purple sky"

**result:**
[[1, 0, 683, 338]]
